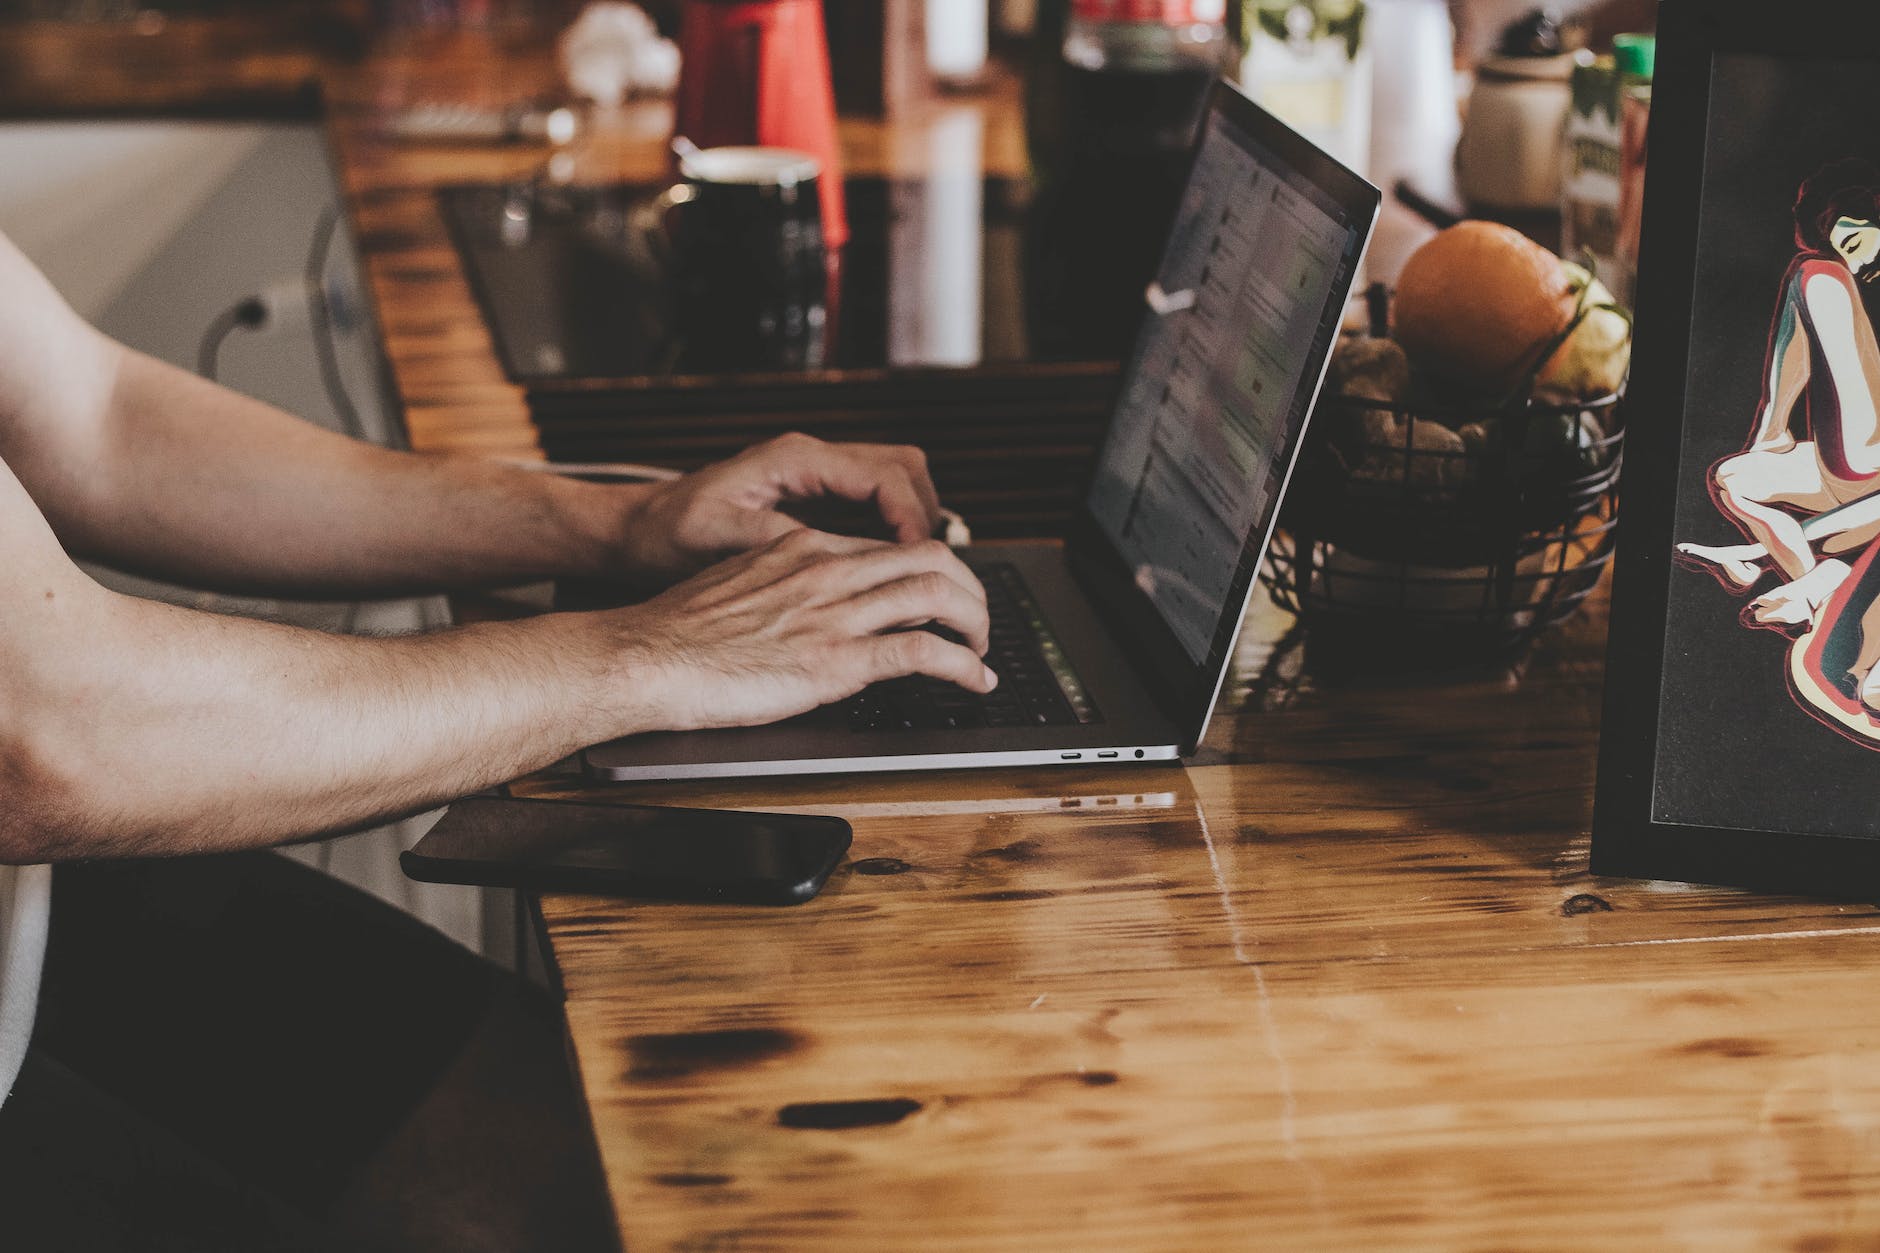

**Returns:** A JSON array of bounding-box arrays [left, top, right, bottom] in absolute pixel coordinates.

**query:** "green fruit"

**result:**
[[1538, 264, 1633, 399]]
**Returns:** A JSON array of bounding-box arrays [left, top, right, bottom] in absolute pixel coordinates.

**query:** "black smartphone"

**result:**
[[400, 796, 852, 905]]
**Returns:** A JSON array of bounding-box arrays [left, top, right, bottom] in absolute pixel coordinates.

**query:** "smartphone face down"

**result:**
[[401, 797, 853, 905]]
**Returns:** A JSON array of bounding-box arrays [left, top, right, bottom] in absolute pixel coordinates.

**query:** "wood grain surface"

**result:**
[[528, 594, 1880, 1251]]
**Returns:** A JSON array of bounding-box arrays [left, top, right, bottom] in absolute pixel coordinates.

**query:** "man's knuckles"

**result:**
[[763, 431, 822, 460], [878, 628, 946, 674], [897, 569, 956, 609]]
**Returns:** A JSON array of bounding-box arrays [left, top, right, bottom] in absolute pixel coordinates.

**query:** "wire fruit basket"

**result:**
[[1260, 365, 1624, 671]]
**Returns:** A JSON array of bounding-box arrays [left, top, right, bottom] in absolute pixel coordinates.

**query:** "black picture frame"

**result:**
[[1593, 0, 1880, 896]]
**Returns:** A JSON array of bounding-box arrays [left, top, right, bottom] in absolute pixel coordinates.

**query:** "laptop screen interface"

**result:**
[[1086, 113, 1367, 665]]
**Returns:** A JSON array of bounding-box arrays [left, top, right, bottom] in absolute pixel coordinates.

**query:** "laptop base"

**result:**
[[583, 544, 1187, 783]]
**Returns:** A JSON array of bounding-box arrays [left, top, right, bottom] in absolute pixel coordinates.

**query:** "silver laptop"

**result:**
[[586, 81, 1380, 783]]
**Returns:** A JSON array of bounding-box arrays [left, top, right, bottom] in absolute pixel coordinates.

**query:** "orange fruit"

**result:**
[[1391, 221, 1577, 397]]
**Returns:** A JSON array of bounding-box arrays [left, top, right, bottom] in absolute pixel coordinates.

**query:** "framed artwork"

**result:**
[[1593, 0, 1880, 894]]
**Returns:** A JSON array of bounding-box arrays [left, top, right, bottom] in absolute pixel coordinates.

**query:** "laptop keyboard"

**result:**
[[843, 562, 1102, 732]]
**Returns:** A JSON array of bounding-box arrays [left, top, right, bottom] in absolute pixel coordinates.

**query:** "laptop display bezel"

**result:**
[[1065, 79, 1380, 753]]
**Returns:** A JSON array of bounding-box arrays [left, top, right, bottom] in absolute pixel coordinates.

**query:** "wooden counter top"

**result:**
[[317, 31, 1032, 465], [0, 14, 336, 118], [521, 593, 1880, 1250]]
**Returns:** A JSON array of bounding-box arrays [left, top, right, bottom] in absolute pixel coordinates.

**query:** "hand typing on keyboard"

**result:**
[[603, 529, 995, 732], [840, 563, 1102, 732], [609, 433, 944, 586]]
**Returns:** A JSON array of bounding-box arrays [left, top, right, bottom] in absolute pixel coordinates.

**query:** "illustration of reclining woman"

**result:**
[[1677, 159, 1880, 737], [1677, 158, 1880, 629]]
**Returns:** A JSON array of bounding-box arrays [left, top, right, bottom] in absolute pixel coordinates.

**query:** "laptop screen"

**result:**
[[1085, 101, 1372, 670]]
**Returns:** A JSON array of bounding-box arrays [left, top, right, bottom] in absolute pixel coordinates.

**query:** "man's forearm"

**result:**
[[0, 231, 948, 598], [0, 580, 647, 862], [17, 346, 642, 598], [0, 229, 999, 868], [0, 476, 997, 864]]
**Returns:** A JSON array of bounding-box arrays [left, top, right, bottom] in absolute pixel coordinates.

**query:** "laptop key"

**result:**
[[1025, 695, 1076, 726]]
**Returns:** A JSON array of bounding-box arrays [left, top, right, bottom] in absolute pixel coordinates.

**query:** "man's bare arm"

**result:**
[[0, 447, 993, 863], [0, 231, 945, 598]]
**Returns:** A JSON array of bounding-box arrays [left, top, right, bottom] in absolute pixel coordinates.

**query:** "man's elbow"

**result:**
[[0, 722, 94, 864]]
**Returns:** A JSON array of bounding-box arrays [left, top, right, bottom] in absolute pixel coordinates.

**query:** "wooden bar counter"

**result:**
[[11, 19, 1880, 1249], [517, 596, 1880, 1250]]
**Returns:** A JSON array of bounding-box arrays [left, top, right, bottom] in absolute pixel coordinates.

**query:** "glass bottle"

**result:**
[[1240, 0, 1372, 175]]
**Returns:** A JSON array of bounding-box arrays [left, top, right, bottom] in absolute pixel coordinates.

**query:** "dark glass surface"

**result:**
[[440, 172, 1173, 383]]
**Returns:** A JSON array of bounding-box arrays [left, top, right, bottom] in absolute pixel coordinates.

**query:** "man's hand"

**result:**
[[611, 433, 943, 587], [603, 529, 994, 732]]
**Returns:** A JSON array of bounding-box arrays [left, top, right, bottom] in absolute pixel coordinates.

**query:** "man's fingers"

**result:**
[[681, 527, 880, 597], [849, 444, 941, 541], [815, 449, 934, 544], [866, 629, 998, 695], [804, 539, 986, 613], [892, 445, 942, 523], [762, 434, 942, 542], [850, 571, 991, 654], [873, 462, 940, 545]]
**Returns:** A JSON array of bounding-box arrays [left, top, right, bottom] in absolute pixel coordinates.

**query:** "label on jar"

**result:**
[[1072, 0, 1227, 24], [1563, 57, 1623, 285]]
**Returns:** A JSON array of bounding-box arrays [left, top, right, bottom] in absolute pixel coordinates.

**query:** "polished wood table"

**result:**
[[516, 592, 1880, 1250]]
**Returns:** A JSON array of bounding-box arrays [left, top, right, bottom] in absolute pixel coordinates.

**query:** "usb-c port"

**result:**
[[1098, 750, 1119, 759], [1061, 752, 1082, 760]]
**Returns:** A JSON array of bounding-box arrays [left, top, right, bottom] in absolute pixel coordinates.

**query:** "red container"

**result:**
[[675, 0, 849, 249]]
